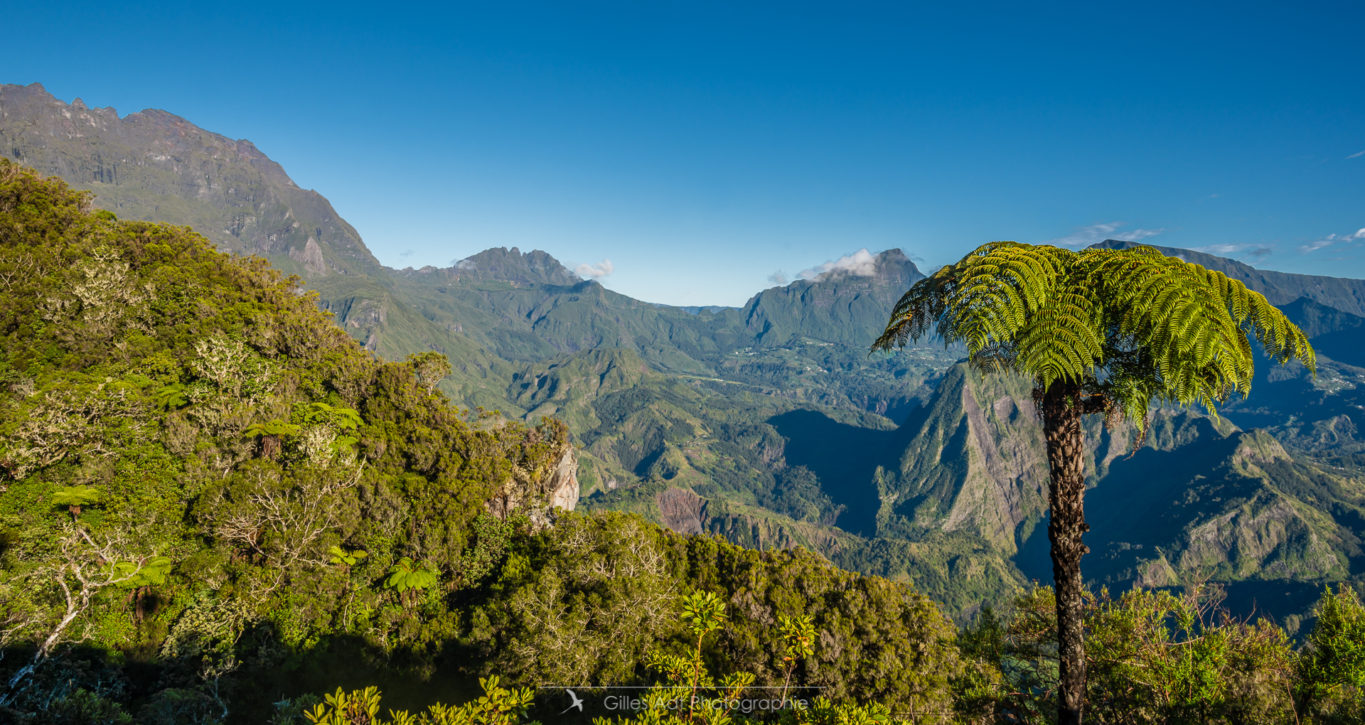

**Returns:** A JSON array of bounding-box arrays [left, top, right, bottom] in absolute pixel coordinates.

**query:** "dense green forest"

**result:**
[[1, 161, 1363, 723]]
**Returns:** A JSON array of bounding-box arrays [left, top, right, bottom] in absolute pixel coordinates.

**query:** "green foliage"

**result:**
[[303, 677, 533, 725], [0, 160, 573, 719], [682, 590, 727, 638], [408, 351, 453, 394], [303, 402, 363, 431], [385, 557, 440, 595], [778, 614, 817, 707], [314, 602, 924, 724], [1297, 585, 1365, 720], [49, 484, 101, 520], [111, 555, 174, 588], [153, 383, 187, 410], [873, 241, 1315, 430], [974, 585, 1306, 723], [454, 513, 516, 587], [327, 546, 368, 567], [459, 510, 966, 719], [243, 419, 302, 439]]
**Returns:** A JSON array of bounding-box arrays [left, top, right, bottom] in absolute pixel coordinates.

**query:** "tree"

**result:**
[[408, 351, 453, 394], [242, 418, 300, 459], [1, 526, 160, 704], [50, 485, 101, 522], [1296, 585, 1365, 718], [872, 242, 1314, 724], [384, 557, 439, 609], [778, 613, 817, 708]]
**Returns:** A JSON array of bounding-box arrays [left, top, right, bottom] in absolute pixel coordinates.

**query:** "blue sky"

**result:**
[[3, 1, 1363, 305]]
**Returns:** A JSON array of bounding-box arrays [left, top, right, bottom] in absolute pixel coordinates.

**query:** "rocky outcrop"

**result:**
[[657, 487, 707, 534], [546, 445, 580, 512], [486, 441, 580, 529]]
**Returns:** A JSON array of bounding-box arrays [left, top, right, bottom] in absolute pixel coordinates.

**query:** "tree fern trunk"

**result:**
[[1042, 380, 1089, 725]]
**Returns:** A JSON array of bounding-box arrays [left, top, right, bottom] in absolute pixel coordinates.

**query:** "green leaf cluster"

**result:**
[[874, 241, 1315, 430]]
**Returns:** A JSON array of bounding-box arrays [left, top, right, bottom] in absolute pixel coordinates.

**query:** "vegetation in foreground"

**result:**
[[1, 161, 1361, 724], [301, 583, 1365, 725], [0, 160, 962, 721]]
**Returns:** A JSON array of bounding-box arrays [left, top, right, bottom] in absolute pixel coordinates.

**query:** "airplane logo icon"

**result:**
[[561, 689, 584, 714]]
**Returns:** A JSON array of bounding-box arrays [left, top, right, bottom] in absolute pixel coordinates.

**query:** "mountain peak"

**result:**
[[737, 248, 925, 347], [442, 247, 581, 286], [797, 248, 921, 285]]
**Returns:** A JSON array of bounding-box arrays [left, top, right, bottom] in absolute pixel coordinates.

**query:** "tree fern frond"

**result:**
[[875, 241, 1314, 435]]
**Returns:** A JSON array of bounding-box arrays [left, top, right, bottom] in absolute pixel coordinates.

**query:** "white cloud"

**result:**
[[1044, 221, 1164, 248], [1347, 150, 1365, 159], [797, 248, 879, 281], [1298, 227, 1365, 254], [1192, 243, 1274, 259], [574, 259, 614, 278], [768, 270, 790, 285]]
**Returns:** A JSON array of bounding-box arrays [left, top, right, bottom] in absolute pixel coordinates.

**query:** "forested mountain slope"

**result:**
[[0, 161, 980, 723]]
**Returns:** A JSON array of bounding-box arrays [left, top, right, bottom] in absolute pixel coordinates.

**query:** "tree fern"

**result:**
[[873, 241, 1313, 724]]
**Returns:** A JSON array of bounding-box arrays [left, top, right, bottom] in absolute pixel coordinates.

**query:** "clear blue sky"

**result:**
[[3, 1, 1363, 305]]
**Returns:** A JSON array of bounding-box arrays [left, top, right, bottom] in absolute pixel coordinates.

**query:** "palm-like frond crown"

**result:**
[[873, 242, 1315, 427]]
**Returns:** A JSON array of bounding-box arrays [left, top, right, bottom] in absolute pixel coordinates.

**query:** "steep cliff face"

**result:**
[[652, 486, 851, 553], [878, 363, 1256, 557], [0, 83, 380, 278], [486, 440, 581, 529], [657, 487, 708, 534], [877, 365, 1049, 552]]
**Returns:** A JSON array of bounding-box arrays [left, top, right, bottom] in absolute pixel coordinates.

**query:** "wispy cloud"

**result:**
[[1193, 243, 1273, 259], [1044, 221, 1164, 248], [574, 259, 614, 278], [797, 249, 879, 281], [1347, 150, 1365, 160], [398, 249, 414, 257], [768, 270, 790, 285], [1299, 228, 1365, 254]]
